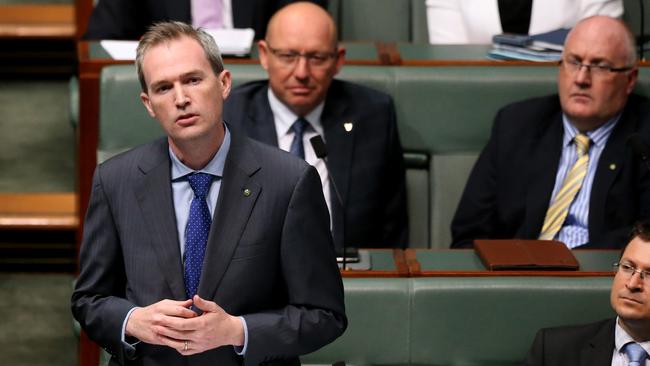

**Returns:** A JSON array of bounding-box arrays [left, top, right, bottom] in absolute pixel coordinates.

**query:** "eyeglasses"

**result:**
[[560, 58, 635, 77], [613, 262, 650, 282], [266, 43, 338, 68]]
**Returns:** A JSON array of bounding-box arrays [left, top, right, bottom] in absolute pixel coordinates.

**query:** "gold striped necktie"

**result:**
[[539, 133, 590, 241]]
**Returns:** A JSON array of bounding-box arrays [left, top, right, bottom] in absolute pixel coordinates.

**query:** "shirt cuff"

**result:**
[[121, 307, 141, 350], [234, 316, 249, 355]]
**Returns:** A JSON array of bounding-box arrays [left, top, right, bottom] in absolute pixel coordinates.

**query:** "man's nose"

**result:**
[[293, 56, 310, 80], [174, 85, 189, 107], [574, 65, 592, 86], [626, 271, 645, 290]]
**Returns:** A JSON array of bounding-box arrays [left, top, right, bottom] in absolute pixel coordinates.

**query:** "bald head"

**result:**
[[266, 2, 338, 49], [558, 15, 638, 131], [258, 1, 345, 117]]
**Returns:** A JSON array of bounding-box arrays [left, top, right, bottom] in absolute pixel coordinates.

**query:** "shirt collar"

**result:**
[[169, 124, 231, 180], [614, 316, 650, 356], [267, 87, 324, 139], [561, 113, 621, 149]]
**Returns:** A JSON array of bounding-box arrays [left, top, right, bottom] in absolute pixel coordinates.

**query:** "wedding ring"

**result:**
[[184, 340, 188, 352]]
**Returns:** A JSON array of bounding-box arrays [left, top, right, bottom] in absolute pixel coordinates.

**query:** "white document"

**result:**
[[100, 28, 255, 60]]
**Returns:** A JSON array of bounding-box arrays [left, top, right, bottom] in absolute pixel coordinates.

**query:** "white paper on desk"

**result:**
[[100, 40, 138, 60], [205, 28, 255, 56], [100, 28, 254, 60]]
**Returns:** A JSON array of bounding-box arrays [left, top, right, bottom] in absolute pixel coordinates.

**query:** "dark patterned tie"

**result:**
[[290, 118, 309, 159], [624, 342, 648, 366], [184, 172, 213, 300]]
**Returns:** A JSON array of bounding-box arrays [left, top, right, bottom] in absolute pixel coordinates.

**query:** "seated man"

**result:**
[[84, 0, 327, 40], [525, 220, 650, 365], [451, 15, 650, 249], [72, 21, 346, 365], [223, 2, 408, 248]]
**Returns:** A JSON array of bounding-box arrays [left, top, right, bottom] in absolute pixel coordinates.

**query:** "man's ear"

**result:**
[[140, 91, 156, 118], [626, 68, 639, 95], [219, 70, 232, 99], [258, 40, 270, 71], [333, 46, 346, 75]]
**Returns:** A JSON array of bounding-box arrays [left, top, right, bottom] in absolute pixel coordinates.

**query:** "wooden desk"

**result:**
[[0, 4, 75, 39], [405, 248, 617, 277], [341, 249, 409, 278]]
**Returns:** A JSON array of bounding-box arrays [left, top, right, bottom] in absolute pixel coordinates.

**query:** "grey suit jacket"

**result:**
[[71, 131, 346, 365], [524, 318, 615, 366]]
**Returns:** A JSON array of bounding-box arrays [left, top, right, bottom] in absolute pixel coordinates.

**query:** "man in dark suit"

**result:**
[[71, 21, 346, 365], [451, 16, 650, 249], [83, 0, 327, 40], [223, 2, 408, 249], [525, 220, 650, 365]]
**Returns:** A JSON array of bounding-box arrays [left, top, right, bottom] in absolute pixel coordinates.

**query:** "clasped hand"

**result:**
[[125, 295, 245, 355]]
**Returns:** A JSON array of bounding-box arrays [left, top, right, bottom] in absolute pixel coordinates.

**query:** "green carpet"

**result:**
[[0, 273, 77, 365], [0, 80, 74, 192]]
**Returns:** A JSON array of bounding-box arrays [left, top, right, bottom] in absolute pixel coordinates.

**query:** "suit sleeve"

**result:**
[[71, 166, 136, 364], [242, 165, 347, 365], [84, 0, 145, 40], [450, 110, 503, 248], [381, 98, 409, 247]]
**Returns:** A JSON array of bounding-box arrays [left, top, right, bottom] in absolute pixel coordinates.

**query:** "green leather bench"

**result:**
[[303, 275, 614, 366], [94, 63, 650, 250], [408, 276, 613, 366]]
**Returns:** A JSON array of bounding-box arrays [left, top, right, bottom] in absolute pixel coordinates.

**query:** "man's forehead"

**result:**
[[565, 21, 628, 61], [622, 238, 650, 267]]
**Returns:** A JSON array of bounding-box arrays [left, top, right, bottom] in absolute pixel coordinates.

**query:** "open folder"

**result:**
[[474, 239, 579, 271]]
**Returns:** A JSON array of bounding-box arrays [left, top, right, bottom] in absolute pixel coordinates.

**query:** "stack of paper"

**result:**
[[100, 28, 255, 60], [487, 28, 569, 62]]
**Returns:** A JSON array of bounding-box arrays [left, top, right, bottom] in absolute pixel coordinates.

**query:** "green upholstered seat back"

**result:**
[[303, 278, 411, 366], [338, 0, 412, 42], [410, 0, 428, 43], [392, 66, 560, 248], [409, 276, 615, 365], [97, 64, 268, 162]]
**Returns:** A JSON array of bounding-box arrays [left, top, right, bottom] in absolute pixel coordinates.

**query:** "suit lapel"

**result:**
[[579, 318, 616, 366], [322, 90, 354, 206], [588, 112, 635, 242], [134, 139, 187, 300], [198, 132, 261, 301], [243, 87, 279, 147], [522, 112, 564, 237]]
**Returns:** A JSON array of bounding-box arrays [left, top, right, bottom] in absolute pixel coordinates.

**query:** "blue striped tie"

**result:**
[[290, 118, 309, 159], [624, 342, 648, 366], [184, 173, 213, 300]]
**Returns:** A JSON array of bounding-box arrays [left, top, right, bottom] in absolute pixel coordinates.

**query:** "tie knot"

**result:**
[[624, 342, 648, 365], [574, 134, 590, 156], [292, 118, 309, 136], [187, 173, 213, 198]]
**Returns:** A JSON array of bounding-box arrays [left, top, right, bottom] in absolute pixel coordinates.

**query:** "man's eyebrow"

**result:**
[[149, 79, 170, 91]]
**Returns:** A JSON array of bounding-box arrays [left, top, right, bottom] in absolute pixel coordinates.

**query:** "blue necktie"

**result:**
[[624, 342, 648, 366], [184, 173, 213, 300], [289, 118, 309, 159]]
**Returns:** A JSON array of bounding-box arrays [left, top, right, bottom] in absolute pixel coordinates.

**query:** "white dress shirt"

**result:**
[[612, 317, 650, 365], [267, 88, 333, 224]]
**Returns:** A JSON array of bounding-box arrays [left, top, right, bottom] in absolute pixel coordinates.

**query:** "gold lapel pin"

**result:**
[[344, 122, 353, 132], [609, 163, 616, 171], [243, 188, 251, 197]]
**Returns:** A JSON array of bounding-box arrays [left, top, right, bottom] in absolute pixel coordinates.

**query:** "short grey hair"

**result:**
[[135, 21, 224, 92]]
